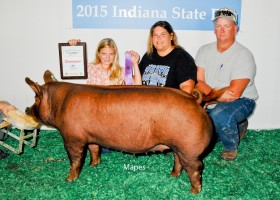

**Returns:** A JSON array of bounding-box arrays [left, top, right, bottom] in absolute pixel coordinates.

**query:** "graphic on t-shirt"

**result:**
[[142, 64, 170, 86]]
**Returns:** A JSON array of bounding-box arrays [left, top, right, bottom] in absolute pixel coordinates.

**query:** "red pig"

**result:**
[[25, 70, 212, 194]]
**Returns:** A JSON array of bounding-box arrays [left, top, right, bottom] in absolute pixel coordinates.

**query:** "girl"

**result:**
[[68, 38, 141, 85]]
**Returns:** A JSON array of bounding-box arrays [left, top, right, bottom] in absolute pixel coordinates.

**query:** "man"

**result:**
[[195, 8, 258, 160], [0, 101, 16, 159]]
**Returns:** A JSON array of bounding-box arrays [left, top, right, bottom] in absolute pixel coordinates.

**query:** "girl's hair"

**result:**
[[147, 21, 180, 57], [93, 38, 123, 84]]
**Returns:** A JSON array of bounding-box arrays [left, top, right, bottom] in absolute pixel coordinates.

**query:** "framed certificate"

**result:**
[[58, 42, 88, 79]]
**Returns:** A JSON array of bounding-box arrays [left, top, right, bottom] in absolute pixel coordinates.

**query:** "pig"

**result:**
[[25, 70, 213, 194]]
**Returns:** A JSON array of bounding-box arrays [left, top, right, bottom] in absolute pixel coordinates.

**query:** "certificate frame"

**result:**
[[58, 42, 88, 79]]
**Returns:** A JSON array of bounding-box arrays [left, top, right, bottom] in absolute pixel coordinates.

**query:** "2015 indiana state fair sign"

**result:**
[[72, 0, 241, 30]]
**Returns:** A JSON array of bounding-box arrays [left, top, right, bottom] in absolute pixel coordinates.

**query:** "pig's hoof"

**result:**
[[190, 185, 202, 194], [90, 159, 101, 167], [170, 171, 180, 177], [66, 174, 78, 182]]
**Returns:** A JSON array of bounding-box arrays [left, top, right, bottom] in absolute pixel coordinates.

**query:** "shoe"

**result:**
[[0, 149, 9, 160], [221, 149, 238, 160], [238, 119, 248, 140]]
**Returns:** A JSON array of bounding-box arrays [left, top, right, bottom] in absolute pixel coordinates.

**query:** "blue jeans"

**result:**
[[207, 98, 256, 151]]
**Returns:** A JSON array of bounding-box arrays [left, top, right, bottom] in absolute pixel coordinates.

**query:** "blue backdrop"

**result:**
[[72, 0, 242, 30]]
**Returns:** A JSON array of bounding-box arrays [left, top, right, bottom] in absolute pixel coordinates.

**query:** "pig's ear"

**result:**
[[25, 77, 42, 96], [43, 70, 58, 83]]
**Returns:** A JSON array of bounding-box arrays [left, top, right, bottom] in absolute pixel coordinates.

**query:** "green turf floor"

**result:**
[[0, 129, 279, 200]]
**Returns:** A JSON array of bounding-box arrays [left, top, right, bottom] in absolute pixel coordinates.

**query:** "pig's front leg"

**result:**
[[88, 144, 101, 166], [64, 141, 86, 182]]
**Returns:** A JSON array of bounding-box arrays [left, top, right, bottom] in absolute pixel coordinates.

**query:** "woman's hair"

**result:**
[[146, 21, 180, 57], [93, 38, 123, 84]]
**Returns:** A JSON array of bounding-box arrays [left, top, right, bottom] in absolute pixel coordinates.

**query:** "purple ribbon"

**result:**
[[125, 51, 133, 85]]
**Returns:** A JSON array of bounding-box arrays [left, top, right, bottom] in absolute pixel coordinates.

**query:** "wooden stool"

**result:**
[[0, 121, 38, 154]]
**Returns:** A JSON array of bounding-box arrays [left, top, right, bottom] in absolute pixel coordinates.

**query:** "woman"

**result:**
[[69, 38, 142, 85], [131, 21, 197, 93]]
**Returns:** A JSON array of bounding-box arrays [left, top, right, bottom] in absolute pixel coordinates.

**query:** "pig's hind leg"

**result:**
[[88, 144, 101, 166], [178, 152, 203, 194], [170, 152, 183, 177], [64, 141, 87, 182]]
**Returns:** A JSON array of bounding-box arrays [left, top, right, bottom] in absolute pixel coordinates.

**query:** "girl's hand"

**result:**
[[68, 39, 81, 46], [128, 50, 140, 66]]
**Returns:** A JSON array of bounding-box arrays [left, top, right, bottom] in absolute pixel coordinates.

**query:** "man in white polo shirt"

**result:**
[[195, 8, 258, 160]]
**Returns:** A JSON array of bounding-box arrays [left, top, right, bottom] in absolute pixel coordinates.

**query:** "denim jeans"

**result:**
[[207, 98, 256, 151]]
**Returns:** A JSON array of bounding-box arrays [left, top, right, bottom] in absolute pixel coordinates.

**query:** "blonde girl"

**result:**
[[68, 38, 141, 85]]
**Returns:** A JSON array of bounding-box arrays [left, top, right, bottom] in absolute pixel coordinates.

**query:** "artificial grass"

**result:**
[[0, 129, 279, 199]]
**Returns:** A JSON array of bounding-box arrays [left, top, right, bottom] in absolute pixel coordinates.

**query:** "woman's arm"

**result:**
[[179, 80, 195, 94]]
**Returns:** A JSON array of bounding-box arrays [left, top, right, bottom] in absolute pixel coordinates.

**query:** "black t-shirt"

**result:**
[[139, 47, 197, 89]]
